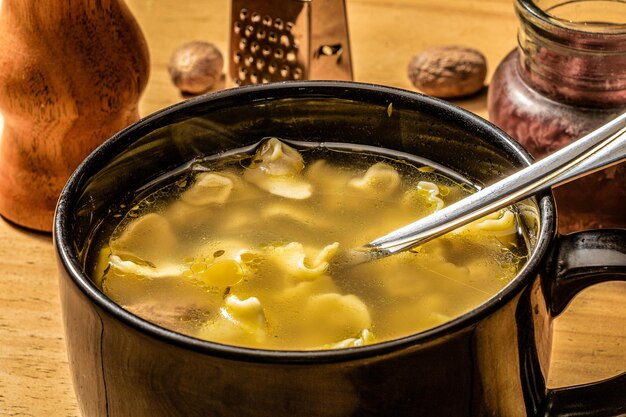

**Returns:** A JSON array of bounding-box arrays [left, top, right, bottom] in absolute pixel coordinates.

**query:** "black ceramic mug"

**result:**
[[54, 82, 626, 417]]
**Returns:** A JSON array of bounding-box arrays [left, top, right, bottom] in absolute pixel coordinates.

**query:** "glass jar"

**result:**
[[488, 0, 626, 233]]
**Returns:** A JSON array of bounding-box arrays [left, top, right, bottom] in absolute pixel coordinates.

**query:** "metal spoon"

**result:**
[[345, 111, 626, 265]]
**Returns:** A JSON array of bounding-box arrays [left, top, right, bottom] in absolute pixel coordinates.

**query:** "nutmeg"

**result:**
[[408, 46, 487, 98], [168, 41, 224, 95]]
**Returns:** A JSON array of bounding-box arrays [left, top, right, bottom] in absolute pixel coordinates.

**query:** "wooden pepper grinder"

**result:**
[[0, 0, 150, 231]]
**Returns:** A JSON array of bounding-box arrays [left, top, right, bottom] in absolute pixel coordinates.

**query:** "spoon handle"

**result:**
[[367, 111, 626, 255]]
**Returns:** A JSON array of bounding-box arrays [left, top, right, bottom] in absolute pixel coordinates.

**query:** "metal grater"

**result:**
[[229, 0, 353, 85]]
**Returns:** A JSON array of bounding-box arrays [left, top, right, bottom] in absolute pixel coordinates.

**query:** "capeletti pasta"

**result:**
[[89, 138, 527, 350]]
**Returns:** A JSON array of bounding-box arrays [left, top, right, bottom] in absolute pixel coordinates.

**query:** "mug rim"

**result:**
[[54, 80, 556, 364]]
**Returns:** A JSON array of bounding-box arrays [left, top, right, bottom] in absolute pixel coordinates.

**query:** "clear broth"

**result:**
[[87, 139, 528, 350]]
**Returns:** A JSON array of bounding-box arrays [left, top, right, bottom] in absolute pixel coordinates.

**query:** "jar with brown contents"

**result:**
[[488, 0, 626, 233]]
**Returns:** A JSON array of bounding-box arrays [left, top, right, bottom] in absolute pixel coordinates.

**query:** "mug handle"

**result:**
[[543, 229, 626, 416]]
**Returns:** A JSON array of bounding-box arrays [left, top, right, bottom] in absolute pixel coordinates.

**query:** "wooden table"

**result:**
[[1, 1, 624, 415]]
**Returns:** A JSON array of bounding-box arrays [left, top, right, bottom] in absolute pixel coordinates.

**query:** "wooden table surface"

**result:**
[[1, 1, 624, 416]]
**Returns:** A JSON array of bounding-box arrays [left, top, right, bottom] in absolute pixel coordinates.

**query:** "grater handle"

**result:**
[[309, 0, 353, 80]]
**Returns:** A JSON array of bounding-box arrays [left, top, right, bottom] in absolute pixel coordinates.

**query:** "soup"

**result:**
[[87, 138, 527, 350]]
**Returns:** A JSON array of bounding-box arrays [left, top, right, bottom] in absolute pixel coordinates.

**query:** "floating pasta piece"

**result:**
[[374, 257, 431, 298], [388, 295, 451, 336], [181, 172, 234, 205], [402, 181, 445, 213], [222, 295, 267, 333], [348, 162, 401, 198], [453, 209, 518, 249], [302, 293, 372, 346], [166, 172, 260, 229], [251, 137, 305, 176], [244, 138, 312, 199], [417, 181, 445, 211], [262, 203, 314, 225], [304, 159, 351, 192], [163, 200, 214, 230], [244, 170, 313, 199], [269, 242, 339, 280], [305, 159, 367, 213], [198, 295, 268, 345], [405, 253, 496, 303], [323, 329, 376, 349], [102, 251, 208, 309], [373, 247, 473, 298], [108, 254, 185, 278], [110, 213, 177, 266], [276, 275, 339, 304], [465, 257, 519, 294], [262, 276, 339, 347], [465, 209, 517, 236]]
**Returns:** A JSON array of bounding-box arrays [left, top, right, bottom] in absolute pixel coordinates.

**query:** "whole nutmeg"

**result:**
[[168, 41, 224, 95], [408, 46, 487, 98]]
